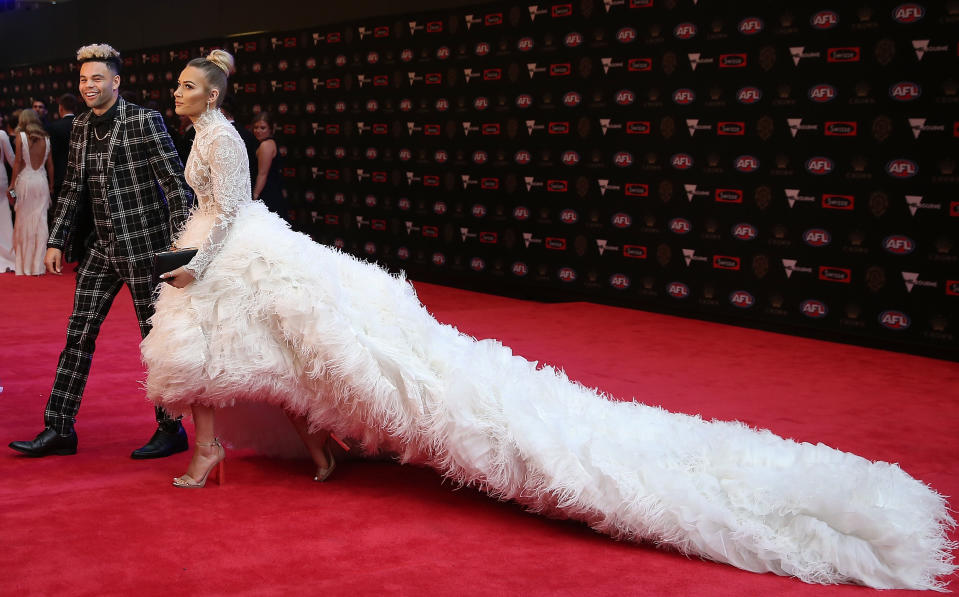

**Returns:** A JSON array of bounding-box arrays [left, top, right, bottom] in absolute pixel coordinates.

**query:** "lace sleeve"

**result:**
[[184, 130, 250, 279]]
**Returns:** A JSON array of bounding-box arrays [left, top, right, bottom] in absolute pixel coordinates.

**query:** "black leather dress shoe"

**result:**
[[9, 428, 78, 457], [131, 425, 188, 459]]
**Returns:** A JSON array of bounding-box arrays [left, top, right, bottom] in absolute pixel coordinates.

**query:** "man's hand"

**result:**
[[44, 248, 63, 275], [160, 266, 195, 288]]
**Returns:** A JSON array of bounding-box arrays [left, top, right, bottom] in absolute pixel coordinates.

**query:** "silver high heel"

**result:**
[[314, 442, 336, 482], [173, 438, 225, 488]]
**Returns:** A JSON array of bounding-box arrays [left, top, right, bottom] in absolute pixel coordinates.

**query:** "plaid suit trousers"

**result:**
[[44, 243, 177, 434]]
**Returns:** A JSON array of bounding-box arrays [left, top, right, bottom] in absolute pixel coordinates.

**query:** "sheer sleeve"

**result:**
[[184, 131, 250, 279]]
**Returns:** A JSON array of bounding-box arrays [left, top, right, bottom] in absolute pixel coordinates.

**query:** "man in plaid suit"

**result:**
[[10, 44, 195, 458]]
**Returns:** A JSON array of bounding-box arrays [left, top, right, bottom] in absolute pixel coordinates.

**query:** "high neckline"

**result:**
[[194, 108, 226, 133]]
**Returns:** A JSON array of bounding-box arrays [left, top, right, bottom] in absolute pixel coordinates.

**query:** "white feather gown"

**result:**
[[142, 110, 956, 590]]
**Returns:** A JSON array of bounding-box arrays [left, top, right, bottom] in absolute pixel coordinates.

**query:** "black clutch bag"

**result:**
[[152, 248, 198, 286]]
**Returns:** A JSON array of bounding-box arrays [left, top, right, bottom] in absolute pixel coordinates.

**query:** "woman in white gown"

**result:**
[[0, 117, 16, 273], [9, 109, 53, 276], [142, 51, 955, 590]]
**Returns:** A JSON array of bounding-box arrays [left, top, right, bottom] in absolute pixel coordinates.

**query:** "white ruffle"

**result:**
[[142, 202, 955, 590]]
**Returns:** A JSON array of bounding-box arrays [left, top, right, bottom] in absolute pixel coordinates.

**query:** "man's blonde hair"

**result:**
[[76, 43, 122, 74]]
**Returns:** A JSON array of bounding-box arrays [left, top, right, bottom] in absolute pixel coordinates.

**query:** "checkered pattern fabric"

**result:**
[[44, 98, 194, 434]]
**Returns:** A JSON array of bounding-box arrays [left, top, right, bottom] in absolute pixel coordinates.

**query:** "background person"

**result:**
[[9, 108, 53, 276]]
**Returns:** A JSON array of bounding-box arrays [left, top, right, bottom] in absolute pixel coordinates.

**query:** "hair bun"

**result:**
[[206, 49, 235, 77]]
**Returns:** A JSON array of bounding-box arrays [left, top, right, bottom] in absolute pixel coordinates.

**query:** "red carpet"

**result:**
[[1, 272, 956, 596]]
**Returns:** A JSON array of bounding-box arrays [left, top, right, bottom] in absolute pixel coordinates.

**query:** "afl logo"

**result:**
[[613, 151, 634, 167], [513, 206, 530, 220], [611, 212, 632, 228], [365, 99, 379, 112], [333, 193, 346, 204], [472, 204, 487, 218], [512, 262, 528, 276], [735, 155, 760, 173], [432, 253, 446, 266], [563, 91, 582, 107], [615, 89, 636, 106], [435, 46, 450, 60], [277, 103, 288, 115], [560, 209, 579, 224], [397, 198, 411, 210], [366, 51, 380, 64], [564, 32, 584, 47], [333, 147, 347, 159], [433, 150, 448, 164], [474, 96, 490, 110], [515, 94, 534, 109], [805, 157, 834, 175], [398, 148, 412, 162], [363, 242, 377, 255], [333, 239, 345, 249], [517, 37, 535, 52], [610, 274, 631, 290], [365, 147, 379, 160], [810, 10, 839, 29], [399, 99, 413, 112], [475, 42, 491, 56], [886, 159, 918, 178], [667, 282, 690, 299], [396, 247, 410, 260], [800, 299, 829, 319], [435, 98, 450, 111], [732, 223, 758, 241], [738, 17, 764, 35], [334, 55, 347, 67], [729, 291, 755, 308], [803, 229, 832, 247], [808, 84, 837, 102], [617, 27, 638, 43], [879, 310, 911, 330], [400, 48, 414, 62], [893, 3, 925, 23], [305, 102, 317, 114], [365, 195, 377, 207], [669, 218, 692, 234], [671, 153, 694, 170], [472, 150, 489, 165], [673, 88, 695, 104], [558, 267, 577, 282], [736, 86, 762, 104], [674, 22, 697, 39], [514, 150, 532, 165], [433, 201, 447, 215], [470, 258, 486, 272], [882, 235, 916, 254], [562, 150, 581, 166], [890, 82, 921, 101]]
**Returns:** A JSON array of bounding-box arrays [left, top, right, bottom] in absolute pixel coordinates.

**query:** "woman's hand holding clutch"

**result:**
[[160, 266, 196, 288]]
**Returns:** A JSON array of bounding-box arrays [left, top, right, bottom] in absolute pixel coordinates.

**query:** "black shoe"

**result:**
[[9, 428, 78, 457], [131, 425, 188, 460]]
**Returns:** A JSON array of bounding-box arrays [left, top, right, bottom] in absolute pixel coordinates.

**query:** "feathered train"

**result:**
[[142, 201, 956, 590]]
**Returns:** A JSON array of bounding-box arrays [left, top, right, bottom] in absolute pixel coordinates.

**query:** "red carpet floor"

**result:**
[[1, 272, 956, 596]]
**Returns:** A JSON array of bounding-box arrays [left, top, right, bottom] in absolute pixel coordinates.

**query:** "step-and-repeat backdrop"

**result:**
[[4, 0, 957, 357]]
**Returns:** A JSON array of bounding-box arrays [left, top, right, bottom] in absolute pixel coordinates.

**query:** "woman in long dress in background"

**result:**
[[0, 113, 17, 273], [9, 109, 53, 276], [142, 51, 955, 591]]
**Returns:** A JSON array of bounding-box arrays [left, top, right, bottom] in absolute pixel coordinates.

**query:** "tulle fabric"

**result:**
[[142, 201, 955, 590]]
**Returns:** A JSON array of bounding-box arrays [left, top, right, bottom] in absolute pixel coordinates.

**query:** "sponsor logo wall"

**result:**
[[5, 1, 956, 356]]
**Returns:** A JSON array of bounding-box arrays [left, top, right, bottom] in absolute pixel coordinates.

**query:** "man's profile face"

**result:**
[[78, 61, 120, 112], [32, 101, 46, 117]]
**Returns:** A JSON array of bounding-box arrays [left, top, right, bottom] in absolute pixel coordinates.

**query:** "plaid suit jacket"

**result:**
[[48, 98, 193, 264]]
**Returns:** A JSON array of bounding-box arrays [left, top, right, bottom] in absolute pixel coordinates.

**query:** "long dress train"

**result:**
[[141, 109, 955, 591], [12, 132, 50, 276]]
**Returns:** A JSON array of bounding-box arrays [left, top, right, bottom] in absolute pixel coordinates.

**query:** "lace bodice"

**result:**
[[181, 109, 251, 278]]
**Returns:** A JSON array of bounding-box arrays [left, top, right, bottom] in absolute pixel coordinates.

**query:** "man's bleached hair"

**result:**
[[77, 43, 122, 74]]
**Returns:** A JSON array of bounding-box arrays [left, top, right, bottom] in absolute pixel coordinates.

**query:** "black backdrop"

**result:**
[[4, 0, 957, 360]]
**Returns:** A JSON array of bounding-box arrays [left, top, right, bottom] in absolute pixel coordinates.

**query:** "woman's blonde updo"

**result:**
[[186, 49, 235, 108]]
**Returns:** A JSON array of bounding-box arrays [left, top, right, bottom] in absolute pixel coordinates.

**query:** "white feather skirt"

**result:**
[[142, 202, 956, 590]]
